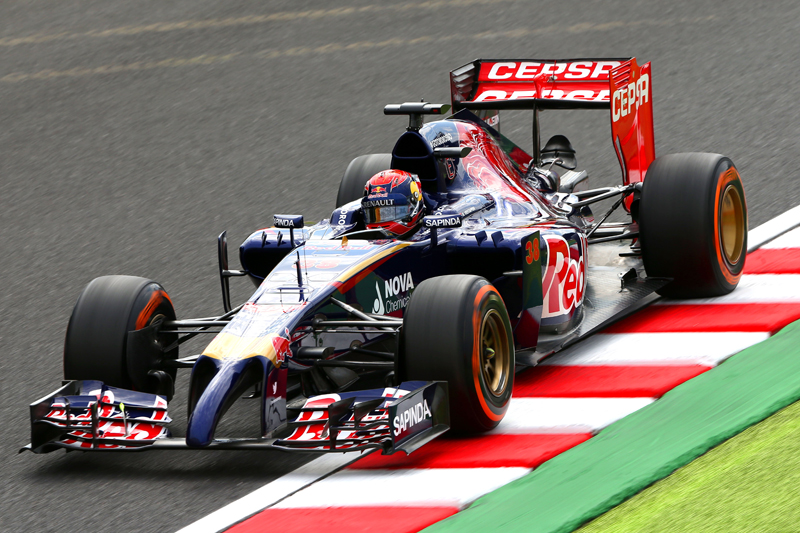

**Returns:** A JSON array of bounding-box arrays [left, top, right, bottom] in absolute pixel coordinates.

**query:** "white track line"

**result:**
[[491, 397, 655, 434], [761, 226, 800, 249], [175, 453, 365, 533], [540, 332, 769, 367], [748, 205, 800, 251], [272, 467, 531, 509], [659, 274, 800, 305]]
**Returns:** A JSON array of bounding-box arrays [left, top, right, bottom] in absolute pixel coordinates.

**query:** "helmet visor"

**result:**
[[363, 204, 414, 225]]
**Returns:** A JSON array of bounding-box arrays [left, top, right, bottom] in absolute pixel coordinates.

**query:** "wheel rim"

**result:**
[[479, 309, 511, 397], [720, 185, 745, 265]]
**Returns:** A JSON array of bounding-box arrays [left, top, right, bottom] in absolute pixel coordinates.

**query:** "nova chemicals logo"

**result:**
[[372, 272, 415, 315], [372, 281, 385, 315]]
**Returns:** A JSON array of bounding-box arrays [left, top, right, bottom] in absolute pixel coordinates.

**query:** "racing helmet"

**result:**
[[362, 170, 425, 238]]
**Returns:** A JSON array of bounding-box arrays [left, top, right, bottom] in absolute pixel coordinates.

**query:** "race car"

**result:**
[[24, 57, 748, 456]]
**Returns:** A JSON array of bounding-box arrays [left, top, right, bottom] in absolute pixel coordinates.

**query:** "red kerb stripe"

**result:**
[[347, 433, 591, 470], [226, 506, 459, 533], [513, 365, 710, 398], [604, 303, 800, 335], [744, 248, 800, 274]]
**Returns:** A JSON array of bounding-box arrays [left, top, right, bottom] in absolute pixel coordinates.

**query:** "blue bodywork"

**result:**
[[27, 109, 598, 453]]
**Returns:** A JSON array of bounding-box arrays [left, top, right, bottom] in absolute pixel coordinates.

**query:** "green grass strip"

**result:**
[[577, 399, 800, 532], [423, 320, 800, 533]]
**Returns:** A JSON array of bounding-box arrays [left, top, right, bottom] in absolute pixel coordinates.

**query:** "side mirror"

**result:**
[[273, 214, 304, 228], [423, 213, 462, 247], [423, 213, 462, 229], [273, 214, 304, 249]]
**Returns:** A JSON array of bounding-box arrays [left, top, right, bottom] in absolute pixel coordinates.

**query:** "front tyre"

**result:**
[[639, 153, 747, 298], [64, 275, 178, 396], [402, 275, 514, 432]]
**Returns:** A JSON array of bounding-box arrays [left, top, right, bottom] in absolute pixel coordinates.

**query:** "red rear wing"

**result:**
[[450, 58, 655, 187], [608, 59, 655, 187]]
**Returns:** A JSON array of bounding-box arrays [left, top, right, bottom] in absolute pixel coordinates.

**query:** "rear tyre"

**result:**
[[64, 275, 178, 396], [402, 275, 514, 432], [336, 154, 392, 207], [639, 153, 747, 298]]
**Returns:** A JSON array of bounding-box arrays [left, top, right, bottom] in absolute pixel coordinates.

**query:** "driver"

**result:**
[[361, 170, 425, 238]]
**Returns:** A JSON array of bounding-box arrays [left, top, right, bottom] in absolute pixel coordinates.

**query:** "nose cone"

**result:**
[[186, 357, 262, 448]]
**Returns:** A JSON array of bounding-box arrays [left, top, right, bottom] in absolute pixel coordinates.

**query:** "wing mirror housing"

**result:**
[[423, 213, 462, 229], [273, 214, 304, 249], [423, 213, 462, 247], [273, 214, 304, 228]]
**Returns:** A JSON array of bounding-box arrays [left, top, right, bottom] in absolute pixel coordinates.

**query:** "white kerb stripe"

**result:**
[[762, 226, 800, 249], [659, 274, 800, 304], [175, 453, 363, 533], [272, 467, 531, 509], [541, 332, 769, 367], [491, 397, 654, 434]]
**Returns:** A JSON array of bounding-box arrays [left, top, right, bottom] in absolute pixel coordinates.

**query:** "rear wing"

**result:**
[[450, 58, 655, 188]]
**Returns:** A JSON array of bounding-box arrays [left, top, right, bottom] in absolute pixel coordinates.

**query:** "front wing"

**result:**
[[22, 380, 449, 456]]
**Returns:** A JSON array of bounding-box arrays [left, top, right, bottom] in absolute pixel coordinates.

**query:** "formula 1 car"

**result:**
[[25, 57, 748, 456]]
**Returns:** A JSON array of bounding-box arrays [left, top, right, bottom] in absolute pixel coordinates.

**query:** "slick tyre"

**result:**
[[336, 154, 392, 207], [402, 275, 514, 432], [639, 153, 747, 298], [64, 275, 178, 396]]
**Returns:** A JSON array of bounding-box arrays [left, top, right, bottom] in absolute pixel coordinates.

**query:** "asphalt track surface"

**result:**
[[2, 1, 800, 531]]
